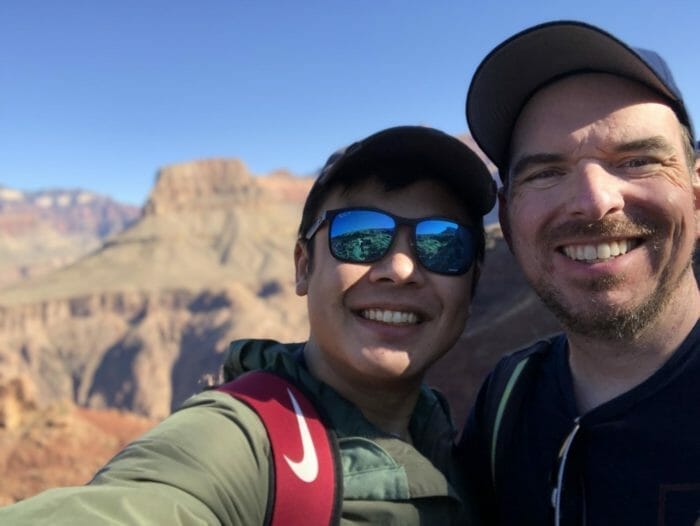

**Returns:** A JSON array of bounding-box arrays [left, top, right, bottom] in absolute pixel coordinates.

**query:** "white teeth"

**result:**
[[584, 245, 597, 260], [562, 240, 635, 262], [609, 241, 620, 256], [596, 244, 611, 259], [361, 309, 419, 325]]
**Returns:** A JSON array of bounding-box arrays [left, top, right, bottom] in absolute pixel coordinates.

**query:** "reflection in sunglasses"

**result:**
[[306, 208, 476, 276]]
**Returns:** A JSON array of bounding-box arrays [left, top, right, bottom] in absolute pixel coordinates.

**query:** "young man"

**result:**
[[459, 21, 700, 525], [0, 126, 496, 524]]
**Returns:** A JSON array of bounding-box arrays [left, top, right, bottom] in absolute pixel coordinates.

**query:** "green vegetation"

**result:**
[[331, 227, 467, 273], [331, 229, 392, 261]]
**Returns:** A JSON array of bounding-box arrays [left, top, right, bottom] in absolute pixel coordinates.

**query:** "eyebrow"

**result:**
[[611, 136, 675, 155], [510, 136, 676, 180], [511, 153, 566, 180]]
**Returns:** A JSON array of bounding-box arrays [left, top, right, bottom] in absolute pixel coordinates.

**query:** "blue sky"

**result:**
[[2, 1, 698, 205]]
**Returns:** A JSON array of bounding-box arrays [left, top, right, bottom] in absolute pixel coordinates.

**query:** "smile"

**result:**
[[360, 308, 420, 325], [561, 239, 640, 262]]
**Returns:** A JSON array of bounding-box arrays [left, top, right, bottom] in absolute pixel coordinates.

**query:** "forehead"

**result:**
[[322, 178, 472, 223], [510, 73, 682, 157]]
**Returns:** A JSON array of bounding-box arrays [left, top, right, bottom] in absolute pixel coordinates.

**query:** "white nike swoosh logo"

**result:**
[[283, 388, 319, 483]]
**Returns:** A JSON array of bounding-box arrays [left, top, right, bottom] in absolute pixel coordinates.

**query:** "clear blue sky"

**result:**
[[2, 0, 698, 205]]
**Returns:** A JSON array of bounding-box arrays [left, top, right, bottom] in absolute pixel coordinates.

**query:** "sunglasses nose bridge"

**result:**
[[370, 227, 425, 283], [391, 224, 420, 258]]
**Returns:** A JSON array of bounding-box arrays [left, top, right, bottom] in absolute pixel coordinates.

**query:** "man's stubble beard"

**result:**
[[532, 254, 692, 342]]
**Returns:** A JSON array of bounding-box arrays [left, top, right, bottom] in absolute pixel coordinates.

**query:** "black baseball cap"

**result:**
[[466, 20, 695, 174], [310, 126, 497, 217]]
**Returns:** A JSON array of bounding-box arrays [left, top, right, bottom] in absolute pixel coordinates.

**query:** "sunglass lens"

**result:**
[[415, 220, 474, 274], [329, 210, 395, 263]]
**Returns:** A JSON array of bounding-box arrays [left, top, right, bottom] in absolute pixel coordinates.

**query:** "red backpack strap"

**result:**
[[217, 371, 341, 526]]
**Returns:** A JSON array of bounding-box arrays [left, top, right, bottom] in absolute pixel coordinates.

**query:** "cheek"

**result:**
[[506, 199, 540, 247], [653, 188, 697, 238], [308, 262, 368, 300], [438, 277, 472, 323], [334, 263, 371, 290], [440, 286, 472, 348]]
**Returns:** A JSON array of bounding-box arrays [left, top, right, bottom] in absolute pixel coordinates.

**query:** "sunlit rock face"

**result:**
[[0, 160, 314, 421]]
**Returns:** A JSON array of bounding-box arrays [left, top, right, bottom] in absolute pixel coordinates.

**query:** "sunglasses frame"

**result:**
[[304, 207, 477, 276]]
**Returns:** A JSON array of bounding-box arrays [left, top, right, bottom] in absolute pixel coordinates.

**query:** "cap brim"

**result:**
[[467, 21, 683, 170]]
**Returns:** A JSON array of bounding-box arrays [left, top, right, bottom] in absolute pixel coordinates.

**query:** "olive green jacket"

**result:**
[[0, 339, 474, 525]]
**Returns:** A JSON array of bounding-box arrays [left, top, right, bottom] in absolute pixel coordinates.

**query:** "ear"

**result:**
[[294, 240, 310, 296], [497, 187, 513, 250]]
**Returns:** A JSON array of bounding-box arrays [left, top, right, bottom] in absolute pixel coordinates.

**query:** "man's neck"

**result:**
[[567, 279, 700, 414], [303, 343, 421, 441], [348, 386, 419, 442]]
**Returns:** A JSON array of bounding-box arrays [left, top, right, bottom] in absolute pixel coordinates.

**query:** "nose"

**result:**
[[565, 160, 625, 220], [368, 228, 424, 285]]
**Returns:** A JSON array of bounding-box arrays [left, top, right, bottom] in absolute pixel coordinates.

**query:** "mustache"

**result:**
[[543, 215, 660, 242]]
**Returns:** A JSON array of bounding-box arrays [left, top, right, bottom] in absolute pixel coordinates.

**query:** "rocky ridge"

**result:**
[[0, 187, 139, 288], [0, 159, 314, 420]]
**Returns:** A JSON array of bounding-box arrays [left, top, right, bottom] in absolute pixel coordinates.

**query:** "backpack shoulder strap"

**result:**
[[484, 339, 552, 490], [217, 371, 342, 526]]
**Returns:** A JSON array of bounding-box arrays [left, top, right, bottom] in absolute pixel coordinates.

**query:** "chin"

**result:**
[[359, 350, 413, 376]]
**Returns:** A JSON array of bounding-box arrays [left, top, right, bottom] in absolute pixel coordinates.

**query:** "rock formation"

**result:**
[[0, 159, 314, 420], [0, 187, 139, 288], [0, 375, 155, 504]]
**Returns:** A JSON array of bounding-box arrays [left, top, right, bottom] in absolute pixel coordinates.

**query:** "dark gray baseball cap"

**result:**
[[311, 126, 497, 216], [466, 20, 694, 174]]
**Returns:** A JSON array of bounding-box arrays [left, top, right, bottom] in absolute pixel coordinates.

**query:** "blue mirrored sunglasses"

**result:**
[[305, 207, 477, 275]]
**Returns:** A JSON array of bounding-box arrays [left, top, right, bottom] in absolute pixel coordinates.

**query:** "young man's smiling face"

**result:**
[[295, 178, 474, 390], [501, 73, 700, 339]]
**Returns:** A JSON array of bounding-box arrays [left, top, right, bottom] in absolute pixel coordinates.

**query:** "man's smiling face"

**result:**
[[296, 178, 474, 389], [501, 73, 700, 340]]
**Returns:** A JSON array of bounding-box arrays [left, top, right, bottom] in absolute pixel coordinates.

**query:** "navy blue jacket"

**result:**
[[459, 321, 700, 525]]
